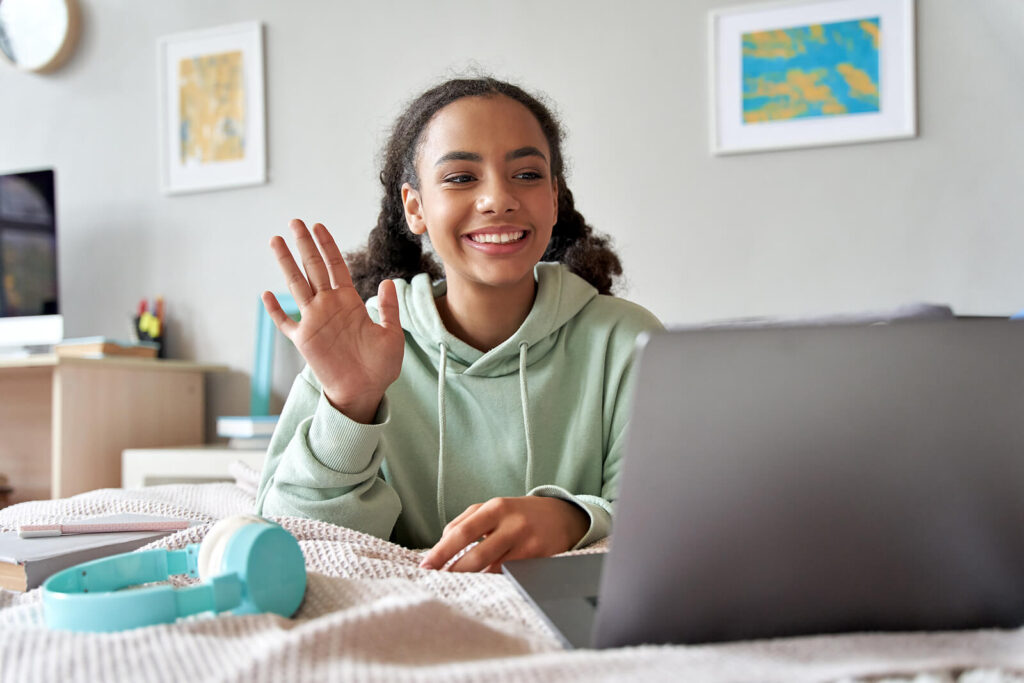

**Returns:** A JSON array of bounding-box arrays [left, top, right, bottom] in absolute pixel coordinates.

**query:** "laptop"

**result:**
[[503, 320, 1024, 649]]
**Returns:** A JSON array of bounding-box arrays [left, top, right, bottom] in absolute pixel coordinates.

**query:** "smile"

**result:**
[[468, 231, 525, 244]]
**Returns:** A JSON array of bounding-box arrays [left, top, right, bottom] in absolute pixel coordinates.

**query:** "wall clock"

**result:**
[[0, 0, 81, 73]]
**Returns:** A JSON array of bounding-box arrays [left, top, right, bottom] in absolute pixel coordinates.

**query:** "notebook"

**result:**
[[0, 514, 189, 592], [503, 320, 1024, 648]]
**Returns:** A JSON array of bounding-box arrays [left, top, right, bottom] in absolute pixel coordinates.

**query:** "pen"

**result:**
[[18, 520, 189, 538]]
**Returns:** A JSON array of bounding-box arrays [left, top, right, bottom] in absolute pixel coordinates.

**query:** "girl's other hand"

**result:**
[[263, 219, 404, 424], [418, 496, 590, 573]]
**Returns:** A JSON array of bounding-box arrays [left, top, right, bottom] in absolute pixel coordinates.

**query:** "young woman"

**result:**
[[255, 78, 662, 573]]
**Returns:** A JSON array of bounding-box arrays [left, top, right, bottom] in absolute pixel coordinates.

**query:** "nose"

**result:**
[[475, 176, 520, 215]]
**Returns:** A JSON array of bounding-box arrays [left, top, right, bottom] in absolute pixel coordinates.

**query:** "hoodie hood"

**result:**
[[367, 262, 598, 377]]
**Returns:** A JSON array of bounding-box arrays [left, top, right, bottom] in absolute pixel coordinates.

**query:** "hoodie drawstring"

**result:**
[[519, 342, 535, 494], [433, 340, 536, 528], [436, 342, 449, 526]]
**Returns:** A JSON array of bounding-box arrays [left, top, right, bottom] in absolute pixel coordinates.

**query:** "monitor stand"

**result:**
[[0, 344, 54, 359]]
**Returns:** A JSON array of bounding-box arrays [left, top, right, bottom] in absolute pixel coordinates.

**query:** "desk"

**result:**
[[0, 355, 225, 503]]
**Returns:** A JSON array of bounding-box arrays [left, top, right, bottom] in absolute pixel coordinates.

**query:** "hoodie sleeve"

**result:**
[[254, 366, 402, 540], [528, 304, 663, 549], [526, 485, 612, 549]]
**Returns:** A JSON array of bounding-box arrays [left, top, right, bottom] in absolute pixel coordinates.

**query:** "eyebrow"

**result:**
[[433, 146, 548, 166], [434, 151, 481, 166], [506, 146, 548, 163]]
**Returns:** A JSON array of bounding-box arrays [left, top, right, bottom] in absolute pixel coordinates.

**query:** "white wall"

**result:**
[[2, 0, 1022, 423]]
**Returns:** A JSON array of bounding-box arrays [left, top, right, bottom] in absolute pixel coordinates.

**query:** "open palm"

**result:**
[[263, 219, 404, 423]]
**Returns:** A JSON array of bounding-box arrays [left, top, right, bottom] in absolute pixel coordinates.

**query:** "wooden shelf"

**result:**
[[0, 354, 224, 371], [0, 356, 227, 503]]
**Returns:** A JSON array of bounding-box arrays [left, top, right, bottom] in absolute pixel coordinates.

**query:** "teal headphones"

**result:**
[[42, 515, 307, 632]]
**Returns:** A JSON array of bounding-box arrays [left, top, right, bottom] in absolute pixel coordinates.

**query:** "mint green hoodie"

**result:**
[[255, 262, 662, 549]]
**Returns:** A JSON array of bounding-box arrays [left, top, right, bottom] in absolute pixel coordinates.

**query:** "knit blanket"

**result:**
[[2, 463, 1023, 683]]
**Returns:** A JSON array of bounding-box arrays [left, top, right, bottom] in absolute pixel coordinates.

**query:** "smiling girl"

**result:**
[[255, 77, 662, 572]]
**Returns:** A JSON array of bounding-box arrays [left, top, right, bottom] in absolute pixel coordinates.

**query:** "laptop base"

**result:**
[[502, 553, 605, 649]]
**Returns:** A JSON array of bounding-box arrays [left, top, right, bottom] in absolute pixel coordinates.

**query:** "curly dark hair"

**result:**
[[346, 77, 623, 300]]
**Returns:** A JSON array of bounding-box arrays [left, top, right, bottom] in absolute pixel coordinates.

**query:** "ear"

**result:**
[[401, 183, 427, 236]]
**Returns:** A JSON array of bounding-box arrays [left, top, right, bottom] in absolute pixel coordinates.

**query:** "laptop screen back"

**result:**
[[593, 321, 1024, 647]]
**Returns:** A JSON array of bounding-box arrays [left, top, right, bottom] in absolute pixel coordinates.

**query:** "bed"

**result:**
[[2, 462, 1023, 683]]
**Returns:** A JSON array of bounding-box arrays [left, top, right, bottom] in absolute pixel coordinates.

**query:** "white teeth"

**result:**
[[469, 231, 524, 244]]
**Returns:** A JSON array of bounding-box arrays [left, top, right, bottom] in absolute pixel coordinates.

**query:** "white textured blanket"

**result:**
[[2, 464, 1023, 683]]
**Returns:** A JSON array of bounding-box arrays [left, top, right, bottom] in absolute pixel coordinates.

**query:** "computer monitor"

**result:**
[[0, 169, 62, 354]]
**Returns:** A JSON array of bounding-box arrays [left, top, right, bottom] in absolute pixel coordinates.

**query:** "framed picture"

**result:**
[[158, 22, 266, 194], [709, 0, 915, 155]]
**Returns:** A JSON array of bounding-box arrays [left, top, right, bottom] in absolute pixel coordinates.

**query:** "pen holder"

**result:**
[[134, 314, 166, 358]]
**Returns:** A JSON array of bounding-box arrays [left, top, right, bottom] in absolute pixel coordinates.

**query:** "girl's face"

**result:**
[[402, 95, 558, 298]]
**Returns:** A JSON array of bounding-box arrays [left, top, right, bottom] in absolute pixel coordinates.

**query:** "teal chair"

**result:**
[[250, 293, 300, 416]]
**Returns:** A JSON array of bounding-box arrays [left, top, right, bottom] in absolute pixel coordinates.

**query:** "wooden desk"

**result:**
[[0, 355, 225, 504]]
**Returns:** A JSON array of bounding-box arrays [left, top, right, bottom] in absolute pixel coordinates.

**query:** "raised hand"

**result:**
[[263, 219, 404, 424], [418, 496, 590, 573]]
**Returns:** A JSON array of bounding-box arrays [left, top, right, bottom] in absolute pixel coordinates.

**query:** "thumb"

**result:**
[[376, 279, 401, 331], [261, 291, 298, 337]]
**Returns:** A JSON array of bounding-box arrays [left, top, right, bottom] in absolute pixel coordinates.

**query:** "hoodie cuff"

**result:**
[[306, 390, 391, 473], [526, 485, 612, 550]]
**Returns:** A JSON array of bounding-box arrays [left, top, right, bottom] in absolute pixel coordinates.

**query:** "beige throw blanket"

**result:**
[[2, 465, 1023, 683]]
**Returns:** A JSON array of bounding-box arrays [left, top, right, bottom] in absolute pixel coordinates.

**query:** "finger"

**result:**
[[443, 503, 481, 535], [482, 537, 543, 574], [261, 291, 298, 337], [448, 533, 515, 573], [290, 219, 332, 294], [483, 550, 514, 574], [269, 234, 313, 306], [420, 507, 497, 570], [377, 280, 401, 331], [311, 222, 354, 289]]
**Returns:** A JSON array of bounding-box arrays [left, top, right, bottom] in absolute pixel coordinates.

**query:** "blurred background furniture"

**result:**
[[121, 444, 264, 488], [121, 294, 298, 489], [251, 291, 299, 415], [0, 354, 225, 503]]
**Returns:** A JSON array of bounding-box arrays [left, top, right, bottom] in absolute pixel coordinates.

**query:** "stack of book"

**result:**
[[0, 514, 189, 592], [217, 415, 279, 450], [56, 337, 160, 359]]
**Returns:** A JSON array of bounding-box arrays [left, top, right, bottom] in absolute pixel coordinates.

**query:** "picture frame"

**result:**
[[709, 0, 915, 155], [158, 22, 266, 194]]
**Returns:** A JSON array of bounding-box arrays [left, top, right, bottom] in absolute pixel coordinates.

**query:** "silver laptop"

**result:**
[[503, 320, 1024, 648]]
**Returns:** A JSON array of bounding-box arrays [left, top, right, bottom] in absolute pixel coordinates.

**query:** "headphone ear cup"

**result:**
[[197, 514, 266, 580]]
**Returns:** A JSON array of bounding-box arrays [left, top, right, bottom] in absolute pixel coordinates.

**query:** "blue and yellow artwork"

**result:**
[[742, 17, 880, 125]]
